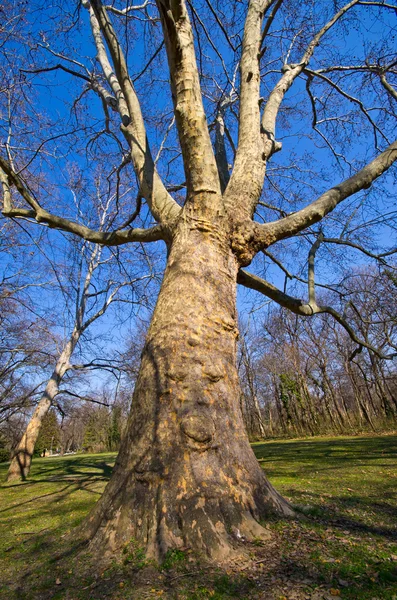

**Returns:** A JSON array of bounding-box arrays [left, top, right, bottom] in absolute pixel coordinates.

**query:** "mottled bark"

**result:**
[[80, 208, 292, 561]]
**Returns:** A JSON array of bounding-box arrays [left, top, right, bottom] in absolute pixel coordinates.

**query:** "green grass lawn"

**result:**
[[0, 435, 396, 599]]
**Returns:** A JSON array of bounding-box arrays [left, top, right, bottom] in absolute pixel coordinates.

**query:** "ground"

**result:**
[[0, 434, 396, 600]]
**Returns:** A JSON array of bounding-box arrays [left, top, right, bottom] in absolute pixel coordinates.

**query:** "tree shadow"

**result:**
[[2, 438, 396, 599], [4, 531, 397, 600], [290, 488, 397, 542]]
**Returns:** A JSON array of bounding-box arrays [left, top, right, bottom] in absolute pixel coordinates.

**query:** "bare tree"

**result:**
[[1, 0, 396, 560], [0, 236, 57, 429], [6, 230, 150, 480], [238, 323, 267, 439], [253, 267, 397, 437]]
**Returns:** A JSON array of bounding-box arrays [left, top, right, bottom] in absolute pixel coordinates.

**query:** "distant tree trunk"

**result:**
[[252, 393, 267, 438], [320, 365, 346, 430], [273, 374, 287, 434], [346, 360, 376, 431], [239, 335, 266, 438], [6, 339, 75, 481], [369, 354, 397, 417], [80, 216, 293, 561], [299, 374, 318, 435], [267, 402, 274, 436], [6, 241, 119, 481]]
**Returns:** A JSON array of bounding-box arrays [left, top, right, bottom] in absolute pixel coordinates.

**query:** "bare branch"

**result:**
[[86, 2, 131, 124], [156, 0, 220, 198], [237, 269, 395, 359], [58, 389, 110, 406], [304, 68, 389, 147], [261, 0, 361, 158], [0, 167, 11, 212], [308, 232, 324, 305], [379, 72, 397, 101], [253, 141, 397, 248], [86, 0, 181, 223], [357, 1, 397, 7], [132, 41, 164, 83], [0, 157, 165, 245], [322, 237, 397, 264], [20, 64, 118, 110], [202, 0, 236, 52], [224, 0, 274, 220], [105, 1, 151, 15], [260, 0, 283, 57]]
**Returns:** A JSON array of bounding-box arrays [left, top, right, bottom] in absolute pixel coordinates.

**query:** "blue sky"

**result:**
[[1, 0, 396, 404]]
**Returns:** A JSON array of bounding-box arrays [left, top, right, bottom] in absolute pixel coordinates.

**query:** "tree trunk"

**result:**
[[80, 216, 293, 561], [252, 393, 267, 439], [6, 340, 74, 481], [346, 361, 376, 431]]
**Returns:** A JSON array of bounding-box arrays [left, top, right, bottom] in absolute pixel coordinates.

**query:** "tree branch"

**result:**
[[237, 269, 395, 359], [156, 0, 220, 198], [224, 0, 274, 220], [379, 72, 397, 101], [304, 67, 389, 147], [261, 0, 361, 158], [253, 141, 397, 248], [0, 157, 165, 245], [58, 389, 110, 406], [20, 64, 118, 111], [86, 0, 180, 224], [322, 237, 397, 264], [105, 1, 151, 15]]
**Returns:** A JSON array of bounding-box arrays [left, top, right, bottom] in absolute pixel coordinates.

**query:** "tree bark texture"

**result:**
[[81, 209, 292, 561]]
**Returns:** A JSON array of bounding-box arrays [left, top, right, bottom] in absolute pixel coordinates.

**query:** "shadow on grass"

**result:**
[[0, 454, 115, 484], [252, 436, 397, 545], [1, 440, 397, 599], [253, 435, 397, 467], [291, 488, 397, 542], [0, 457, 114, 515], [4, 531, 397, 600]]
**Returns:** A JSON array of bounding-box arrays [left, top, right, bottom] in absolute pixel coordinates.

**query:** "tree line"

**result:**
[[240, 266, 397, 439]]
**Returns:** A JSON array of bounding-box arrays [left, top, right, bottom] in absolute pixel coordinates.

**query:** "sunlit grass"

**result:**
[[0, 436, 396, 599], [254, 435, 397, 599]]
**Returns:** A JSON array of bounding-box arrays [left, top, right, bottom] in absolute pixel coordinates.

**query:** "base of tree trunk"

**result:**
[[6, 470, 24, 483], [6, 451, 31, 482], [79, 446, 294, 563]]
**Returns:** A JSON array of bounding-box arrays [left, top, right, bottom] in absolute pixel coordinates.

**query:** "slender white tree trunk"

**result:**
[[7, 338, 76, 481]]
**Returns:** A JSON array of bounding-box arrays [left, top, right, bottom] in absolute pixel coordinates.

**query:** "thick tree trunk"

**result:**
[[80, 215, 293, 561], [7, 340, 74, 481]]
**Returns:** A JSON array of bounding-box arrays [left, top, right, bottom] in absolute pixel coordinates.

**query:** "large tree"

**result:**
[[1, 0, 396, 560]]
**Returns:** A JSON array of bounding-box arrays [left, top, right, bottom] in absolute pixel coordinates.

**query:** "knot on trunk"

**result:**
[[181, 412, 215, 449], [231, 220, 262, 267]]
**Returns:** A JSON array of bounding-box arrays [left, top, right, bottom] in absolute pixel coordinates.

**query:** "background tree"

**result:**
[[242, 267, 397, 438], [35, 408, 60, 457], [6, 224, 152, 481], [0, 0, 396, 561]]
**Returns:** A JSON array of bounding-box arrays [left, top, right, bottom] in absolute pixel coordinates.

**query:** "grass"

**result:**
[[0, 435, 396, 599], [252, 434, 397, 599]]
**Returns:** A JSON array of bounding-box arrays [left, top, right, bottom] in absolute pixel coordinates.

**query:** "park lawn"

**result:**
[[0, 435, 396, 600]]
